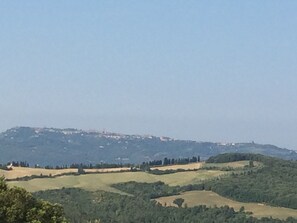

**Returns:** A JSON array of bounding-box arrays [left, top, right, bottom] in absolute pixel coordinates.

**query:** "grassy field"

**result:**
[[2, 163, 204, 179], [3, 160, 259, 193], [0, 167, 77, 179], [151, 162, 203, 170], [7, 170, 226, 193], [0, 160, 254, 180], [155, 190, 297, 219], [7, 162, 296, 220], [0, 167, 131, 180]]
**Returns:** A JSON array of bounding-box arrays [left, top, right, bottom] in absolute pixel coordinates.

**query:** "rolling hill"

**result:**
[[0, 126, 296, 166]]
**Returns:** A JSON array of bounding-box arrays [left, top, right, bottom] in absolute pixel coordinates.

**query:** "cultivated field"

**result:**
[[155, 190, 297, 219], [151, 162, 203, 171], [0, 160, 254, 180], [6, 161, 294, 219], [7, 170, 226, 193], [0, 167, 131, 180], [3, 160, 261, 193], [0, 167, 77, 179], [151, 160, 260, 171]]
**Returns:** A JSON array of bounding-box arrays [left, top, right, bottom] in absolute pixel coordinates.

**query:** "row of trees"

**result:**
[[42, 157, 201, 170], [142, 156, 201, 167], [5, 156, 201, 170], [4, 161, 133, 170], [138, 156, 201, 172], [5, 161, 29, 168], [0, 164, 9, 170], [163, 156, 201, 165], [69, 163, 133, 169]]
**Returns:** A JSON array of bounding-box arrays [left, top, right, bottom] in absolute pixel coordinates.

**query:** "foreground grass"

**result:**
[[8, 170, 226, 193], [155, 190, 297, 220]]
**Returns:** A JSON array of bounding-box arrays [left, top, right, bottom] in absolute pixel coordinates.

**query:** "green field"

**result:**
[[202, 160, 262, 168], [8, 170, 226, 193], [155, 190, 297, 220]]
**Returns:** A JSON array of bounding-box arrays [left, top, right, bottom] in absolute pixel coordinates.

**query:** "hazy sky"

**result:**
[[0, 1, 297, 149]]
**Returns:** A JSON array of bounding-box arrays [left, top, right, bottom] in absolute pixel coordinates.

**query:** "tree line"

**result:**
[[3, 156, 201, 170]]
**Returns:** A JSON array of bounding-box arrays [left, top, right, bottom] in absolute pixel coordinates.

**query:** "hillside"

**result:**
[[30, 154, 297, 223], [4, 153, 297, 222], [35, 188, 297, 223], [0, 127, 296, 165], [203, 153, 297, 209]]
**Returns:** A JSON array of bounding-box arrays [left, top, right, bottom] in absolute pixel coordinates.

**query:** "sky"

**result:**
[[0, 1, 297, 150]]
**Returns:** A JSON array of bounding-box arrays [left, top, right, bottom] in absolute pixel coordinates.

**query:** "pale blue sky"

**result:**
[[0, 1, 297, 149]]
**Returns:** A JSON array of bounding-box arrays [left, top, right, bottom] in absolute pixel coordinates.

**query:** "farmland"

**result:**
[[0, 166, 131, 180], [151, 162, 203, 170], [4, 160, 256, 192], [0, 160, 253, 180], [7, 169, 226, 193], [3, 154, 297, 222], [155, 190, 297, 220]]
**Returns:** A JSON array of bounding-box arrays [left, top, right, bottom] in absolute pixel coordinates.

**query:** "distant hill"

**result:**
[[0, 127, 296, 166]]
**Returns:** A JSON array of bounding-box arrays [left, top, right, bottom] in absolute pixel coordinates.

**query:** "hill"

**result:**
[[5, 153, 297, 222], [202, 153, 297, 209], [30, 153, 297, 223], [0, 127, 296, 165], [155, 190, 297, 220], [34, 188, 297, 223]]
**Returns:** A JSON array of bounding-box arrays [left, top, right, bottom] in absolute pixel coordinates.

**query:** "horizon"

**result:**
[[1, 125, 292, 150], [1, 1, 297, 150]]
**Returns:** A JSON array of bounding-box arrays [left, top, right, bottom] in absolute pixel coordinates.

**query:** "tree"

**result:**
[[173, 198, 185, 208], [163, 158, 169, 166], [239, 206, 245, 212], [0, 177, 68, 223], [77, 165, 85, 175]]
